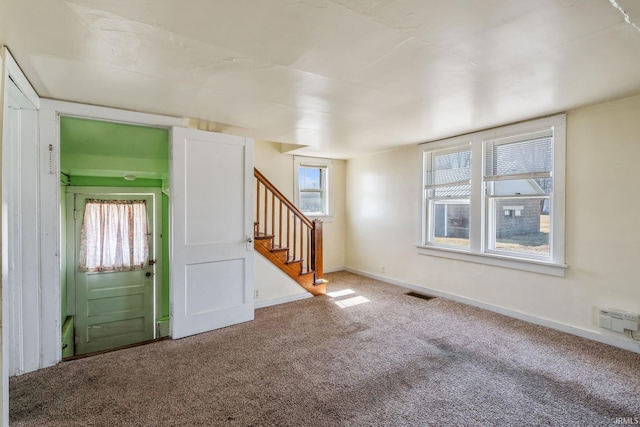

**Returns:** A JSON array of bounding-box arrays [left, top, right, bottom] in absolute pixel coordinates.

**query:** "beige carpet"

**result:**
[[10, 271, 640, 426]]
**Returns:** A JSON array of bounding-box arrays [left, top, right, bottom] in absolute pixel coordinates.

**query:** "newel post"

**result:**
[[311, 219, 323, 280]]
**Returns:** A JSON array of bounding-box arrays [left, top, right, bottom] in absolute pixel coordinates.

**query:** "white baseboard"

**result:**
[[344, 267, 640, 354], [254, 292, 313, 309], [324, 266, 345, 273]]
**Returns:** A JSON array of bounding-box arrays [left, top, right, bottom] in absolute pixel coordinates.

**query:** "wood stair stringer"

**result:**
[[254, 236, 326, 296]]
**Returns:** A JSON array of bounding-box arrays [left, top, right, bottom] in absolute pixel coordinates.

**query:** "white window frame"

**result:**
[[424, 144, 472, 249], [418, 114, 567, 277], [293, 156, 333, 219]]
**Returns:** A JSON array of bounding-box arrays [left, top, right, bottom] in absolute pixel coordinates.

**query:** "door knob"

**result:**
[[145, 272, 152, 277], [246, 236, 253, 243]]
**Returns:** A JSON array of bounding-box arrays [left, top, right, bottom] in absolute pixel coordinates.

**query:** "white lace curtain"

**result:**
[[78, 199, 149, 272]]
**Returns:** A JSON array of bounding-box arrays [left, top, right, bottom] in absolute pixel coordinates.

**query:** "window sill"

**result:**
[[304, 213, 334, 223], [416, 245, 567, 277]]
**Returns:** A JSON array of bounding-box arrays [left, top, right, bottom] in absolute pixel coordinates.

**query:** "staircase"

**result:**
[[254, 168, 326, 296]]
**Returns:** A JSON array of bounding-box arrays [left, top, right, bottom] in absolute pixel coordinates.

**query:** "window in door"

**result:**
[[78, 199, 149, 272]]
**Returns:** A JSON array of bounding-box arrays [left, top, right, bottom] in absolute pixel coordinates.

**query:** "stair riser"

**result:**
[[254, 242, 325, 296]]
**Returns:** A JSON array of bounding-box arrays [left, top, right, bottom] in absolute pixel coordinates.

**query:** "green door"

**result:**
[[74, 193, 155, 355]]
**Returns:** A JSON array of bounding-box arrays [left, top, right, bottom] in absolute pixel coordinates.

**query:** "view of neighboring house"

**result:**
[[1, 1, 640, 425]]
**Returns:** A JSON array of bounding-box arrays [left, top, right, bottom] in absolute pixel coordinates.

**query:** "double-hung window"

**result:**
[[419, 114, 566, 276], [424, 145, 472, 248], [294, 156, 332, 217]]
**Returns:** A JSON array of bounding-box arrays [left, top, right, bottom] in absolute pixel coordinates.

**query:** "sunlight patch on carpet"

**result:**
[[327, 289, 356, 298], [334, 295, 370, 308]]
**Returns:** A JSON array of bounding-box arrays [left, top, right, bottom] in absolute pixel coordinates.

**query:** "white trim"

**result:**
[[4, 49, 39, 109], [26, 99, 181, 374], [38, 110, 61, 370], [254, 292, 313, 309], [324, 266, 344, 273], [344, 267, 640, 354], [39, 99, 185, 128]]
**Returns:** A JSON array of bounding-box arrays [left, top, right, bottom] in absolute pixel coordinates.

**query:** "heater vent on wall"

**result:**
[[599, 309, 639, 333]]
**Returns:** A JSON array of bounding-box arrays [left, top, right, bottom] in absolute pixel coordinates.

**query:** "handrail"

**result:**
[[254, 168, 313, 228], [254, 168, 323, 283]]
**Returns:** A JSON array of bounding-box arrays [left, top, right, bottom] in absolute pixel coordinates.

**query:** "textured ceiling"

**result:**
[[2, 0, 640, 158]]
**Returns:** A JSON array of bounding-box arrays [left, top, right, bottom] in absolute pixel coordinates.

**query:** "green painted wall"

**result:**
[[60, 117, 171, 331], [69, 176, 163, 188], [60, 117, 169, 180]]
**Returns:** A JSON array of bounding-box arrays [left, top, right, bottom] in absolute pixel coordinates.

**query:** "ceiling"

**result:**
[[2, 0, 640, 159]]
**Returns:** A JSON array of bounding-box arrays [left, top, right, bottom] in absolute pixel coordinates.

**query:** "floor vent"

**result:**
[[406, 291, 436, 301]]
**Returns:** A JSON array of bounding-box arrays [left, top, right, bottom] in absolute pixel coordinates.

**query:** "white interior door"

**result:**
[[170, 127, 254, 339]]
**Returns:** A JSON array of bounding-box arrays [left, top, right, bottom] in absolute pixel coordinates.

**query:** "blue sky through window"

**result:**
[[299, 167, 322, 189]]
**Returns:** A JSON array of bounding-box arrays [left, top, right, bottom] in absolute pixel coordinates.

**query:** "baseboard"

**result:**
[[344, 267, 640, 354], [324, 266, 345, 273], [254, 292, 313, 309]]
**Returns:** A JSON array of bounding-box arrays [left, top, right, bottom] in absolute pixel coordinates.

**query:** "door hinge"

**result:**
[[149, 259, 157, 265]]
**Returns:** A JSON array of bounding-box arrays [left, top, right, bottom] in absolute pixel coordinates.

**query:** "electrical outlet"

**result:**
[[381, 266, 386, 274], [254, 289, 260, 299]]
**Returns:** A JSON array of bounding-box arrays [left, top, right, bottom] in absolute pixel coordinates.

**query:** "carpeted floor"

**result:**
[[10, 271, 640, 426]]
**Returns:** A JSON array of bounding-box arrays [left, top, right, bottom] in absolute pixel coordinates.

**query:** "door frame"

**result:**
[[1, 48, 185, 426], [2, 47, 42, 427], [37, 102, 182, 364], [66, 187, 162, 351]]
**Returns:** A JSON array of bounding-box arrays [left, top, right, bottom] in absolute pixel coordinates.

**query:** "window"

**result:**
[[485, 130, 553, 257], [294, 156, 332, 217], [425, 145, 472, 248], [79, 200, 149, 272], [419, 115, 566, 276]]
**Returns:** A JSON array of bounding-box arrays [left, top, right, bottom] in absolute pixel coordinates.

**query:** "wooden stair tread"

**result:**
[[254, 242, 325, 296], [254, 233, 273, 240]]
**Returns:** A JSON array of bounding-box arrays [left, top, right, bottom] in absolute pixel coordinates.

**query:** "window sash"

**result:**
[[486, 195, 551, 260], [425, 145, 472, 190], [299, 166, 326, 190], [427, 198, 471, 248], [485, 130, 553, 180], [297, 164, 328, 214], [300, 188, 326, 214]]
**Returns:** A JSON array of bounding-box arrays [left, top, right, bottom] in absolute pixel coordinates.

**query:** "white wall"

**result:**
[[345, 94, 640, 351], [252, 140, 346, 304], [254, 253, 311, 307], [254, 140, 346, 271]]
